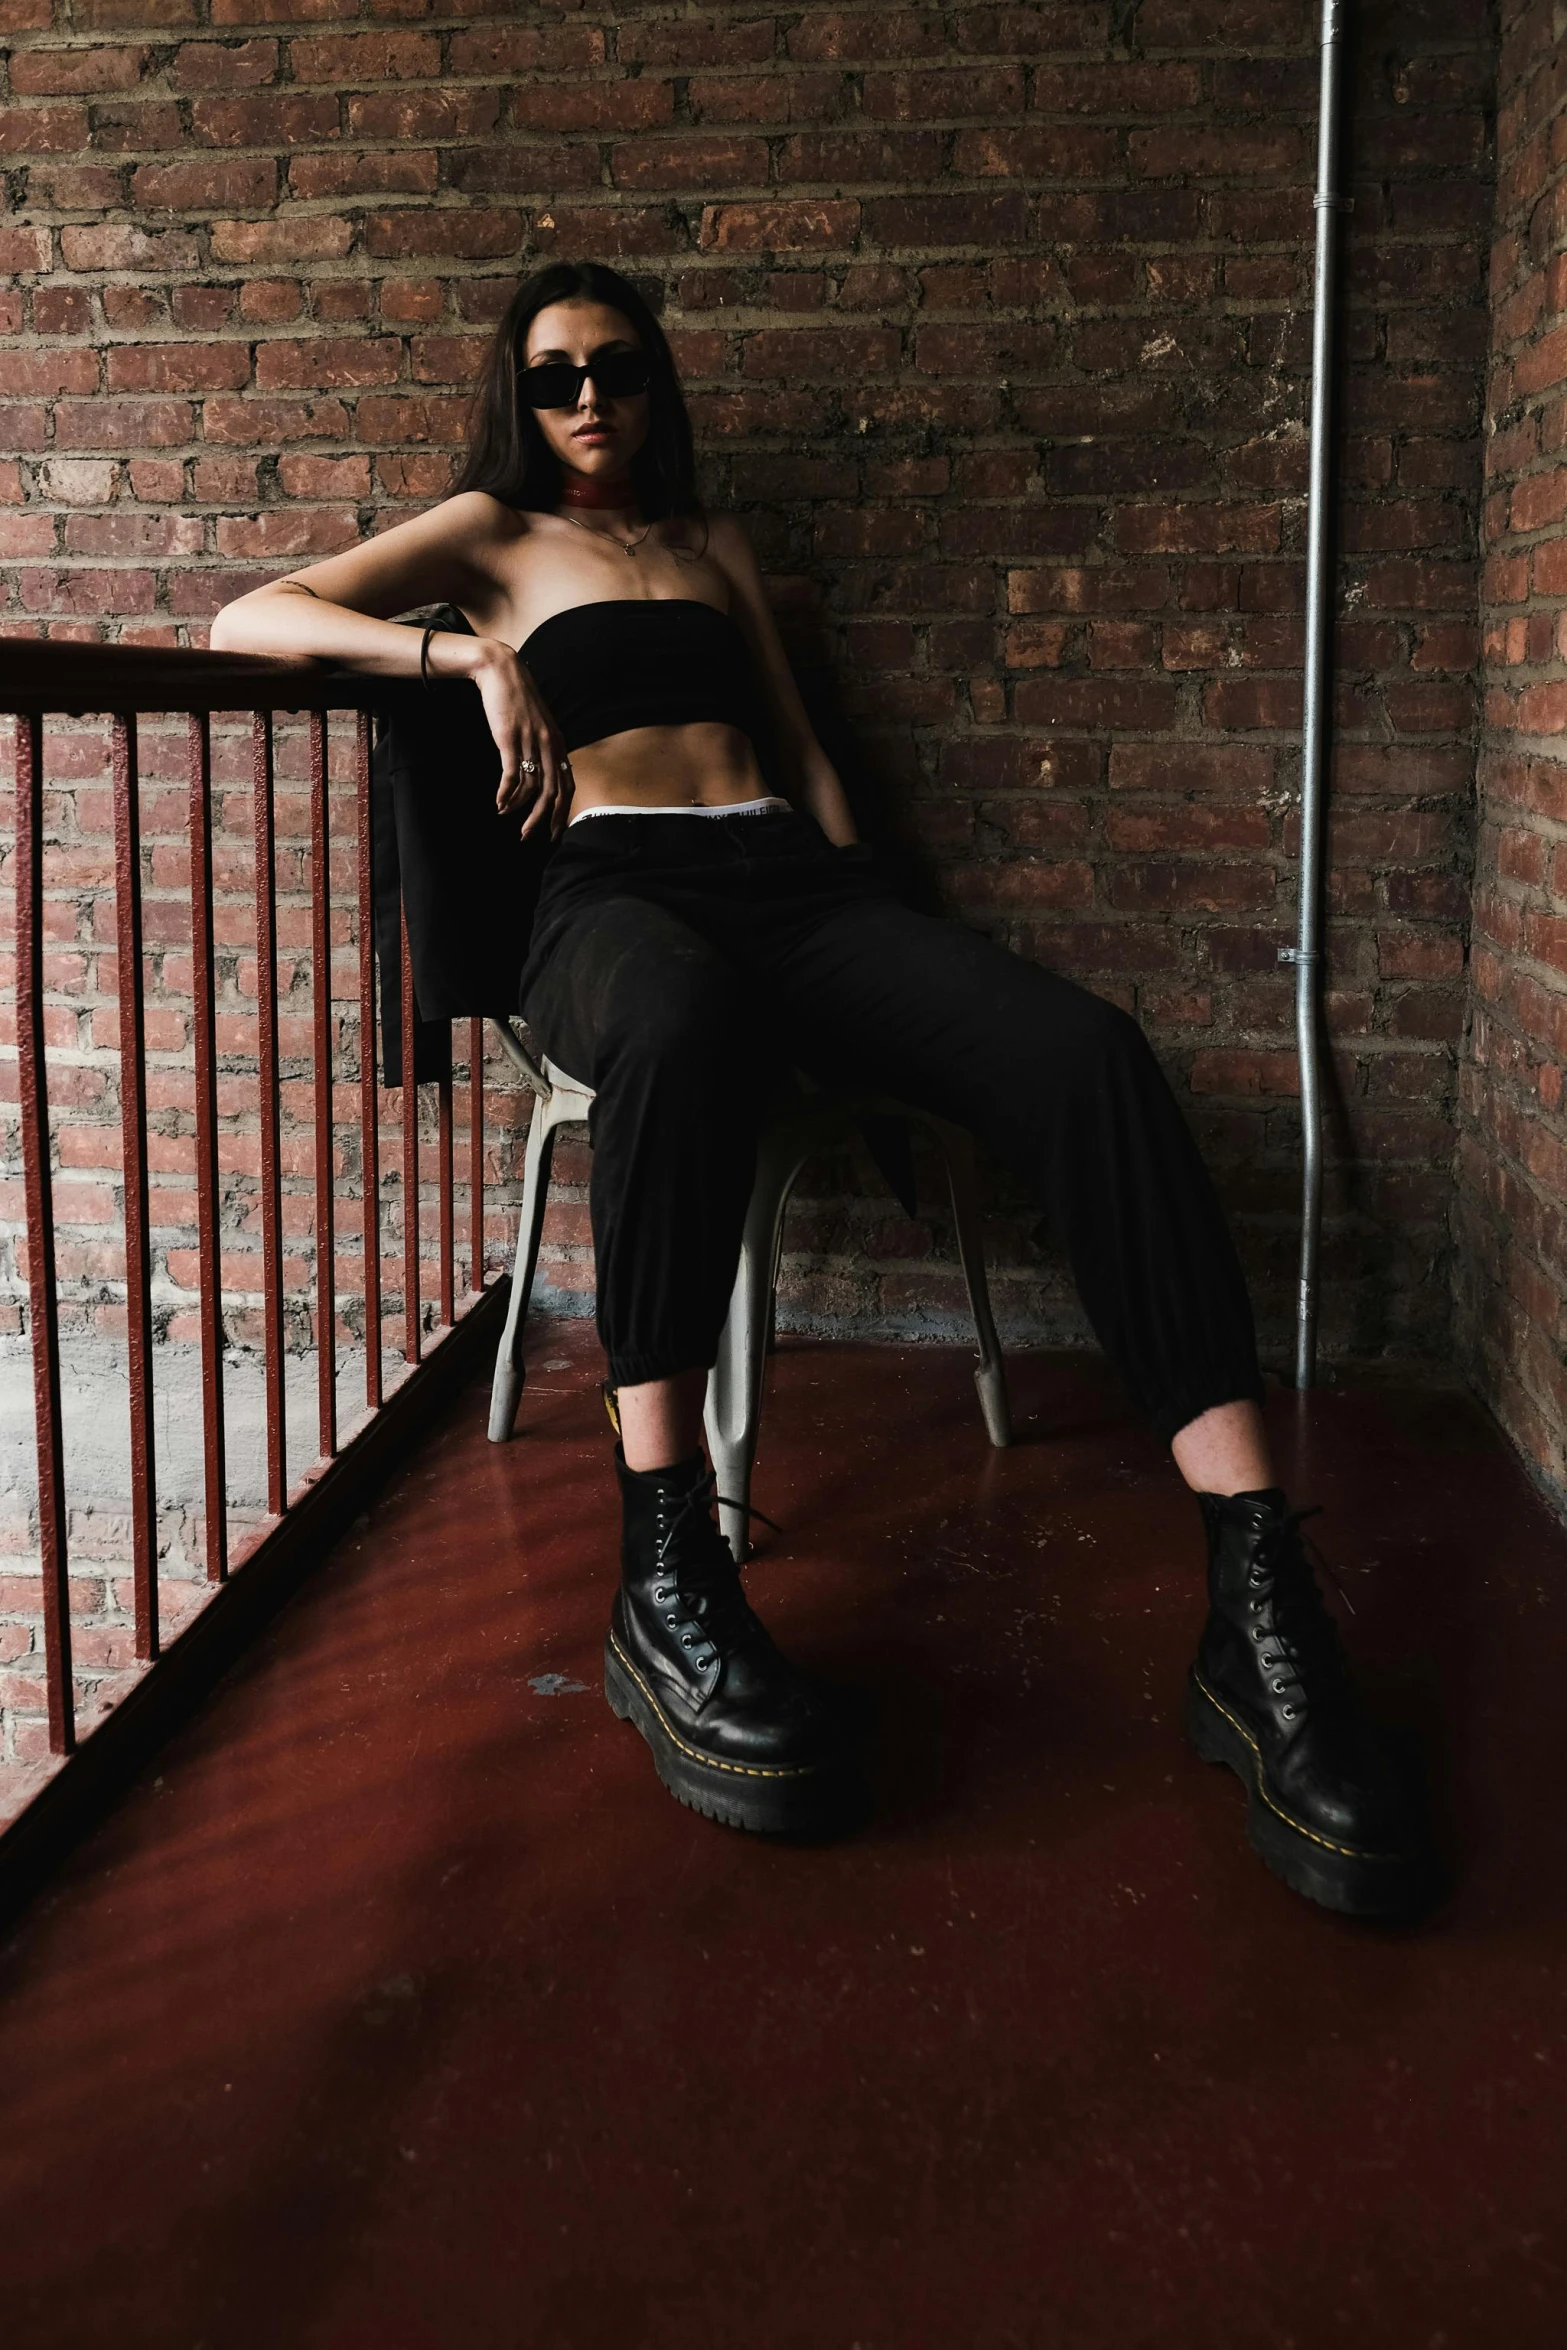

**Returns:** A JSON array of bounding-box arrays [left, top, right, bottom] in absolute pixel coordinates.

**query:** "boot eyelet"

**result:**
[[665, 1613, 678, 1626], [1281, 1704, 1297, 1719], [681, 1635, 693, 1648], [1271, 1680, 1286, 1693]]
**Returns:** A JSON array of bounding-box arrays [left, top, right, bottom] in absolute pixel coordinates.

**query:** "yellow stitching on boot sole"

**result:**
[[1192, 1669, 1403, 1866], [608, 1630, 828, 1783]]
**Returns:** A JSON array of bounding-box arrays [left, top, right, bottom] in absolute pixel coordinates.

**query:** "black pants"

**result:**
[[519, 809, 1264, 1442]]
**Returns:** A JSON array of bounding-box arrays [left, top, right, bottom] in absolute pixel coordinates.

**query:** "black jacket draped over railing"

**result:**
[[371, 607, 548, 1083]]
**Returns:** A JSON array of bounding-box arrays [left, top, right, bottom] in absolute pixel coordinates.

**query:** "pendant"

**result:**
[[624, 540, 638, 556]]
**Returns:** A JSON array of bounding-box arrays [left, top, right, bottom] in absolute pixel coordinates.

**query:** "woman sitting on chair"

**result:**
[[212, 260, 1429, 1915]]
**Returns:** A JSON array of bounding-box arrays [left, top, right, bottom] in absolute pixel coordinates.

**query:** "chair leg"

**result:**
[[706, 1127, 806, 1562], [487, 1106, 560, 1442], [936, 1121, 1012, 1449]]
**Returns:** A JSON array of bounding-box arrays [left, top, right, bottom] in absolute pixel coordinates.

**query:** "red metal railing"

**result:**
[[1, 644, 499, 1780]]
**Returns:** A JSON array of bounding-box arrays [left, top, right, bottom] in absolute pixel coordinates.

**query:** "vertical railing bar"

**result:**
[[15, 714, 74, 1752], [188, 712, 228, 1581], [356, 712, 381, 1412], [399, 900, 420, 1365], [252, 711, 285, 1514], [309, 710, 336, 1458], [438, 1048, 454, 1328], [113, 713, 158, 1663], [468, 1016, 484, 1293]]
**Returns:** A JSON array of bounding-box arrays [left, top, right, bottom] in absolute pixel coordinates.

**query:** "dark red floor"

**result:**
[[1, 1326, 1564, 2349]]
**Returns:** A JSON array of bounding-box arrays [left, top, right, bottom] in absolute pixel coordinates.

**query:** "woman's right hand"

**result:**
[[466, 638, 572, 842]]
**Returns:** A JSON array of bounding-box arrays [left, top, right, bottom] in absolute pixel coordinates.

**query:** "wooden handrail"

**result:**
[[0, 637, 441, 717]]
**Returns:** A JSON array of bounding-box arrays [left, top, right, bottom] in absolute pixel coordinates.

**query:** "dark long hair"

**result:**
[[452, 262, 703, 524]]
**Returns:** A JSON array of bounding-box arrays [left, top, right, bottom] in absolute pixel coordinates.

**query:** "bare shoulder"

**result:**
[[354, 488, 527, 571], [701, 508, 764, 591], [703, 508, 754, 562], [434, 488, 531, 550]]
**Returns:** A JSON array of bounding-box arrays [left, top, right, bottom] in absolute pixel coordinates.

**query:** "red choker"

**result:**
[[559, 469, 637, 510]]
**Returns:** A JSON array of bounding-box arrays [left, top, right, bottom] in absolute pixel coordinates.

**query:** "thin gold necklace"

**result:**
[[558, 506, 655, 559]]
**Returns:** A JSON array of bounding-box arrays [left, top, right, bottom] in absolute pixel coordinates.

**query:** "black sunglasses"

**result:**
[[517, 347, 652, 410]]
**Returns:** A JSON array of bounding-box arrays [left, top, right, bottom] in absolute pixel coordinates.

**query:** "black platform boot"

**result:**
[[1187, 1489, 1435, 1917], [604, 1446, 860, 1834]]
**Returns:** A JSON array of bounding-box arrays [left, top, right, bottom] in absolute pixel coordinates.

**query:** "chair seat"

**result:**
[[485, 1019, 1011, 1559]]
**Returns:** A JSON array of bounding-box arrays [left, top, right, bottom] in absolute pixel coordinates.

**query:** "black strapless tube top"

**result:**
[[516, 598, 767, 755]]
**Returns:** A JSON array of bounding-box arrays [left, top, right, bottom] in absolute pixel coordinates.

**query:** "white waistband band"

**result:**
[[568, 795, 790, 826]]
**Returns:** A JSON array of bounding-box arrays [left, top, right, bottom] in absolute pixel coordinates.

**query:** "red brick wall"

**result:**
[[1458, 0, 1567, 1509], [0, 0, 1493, 1369]]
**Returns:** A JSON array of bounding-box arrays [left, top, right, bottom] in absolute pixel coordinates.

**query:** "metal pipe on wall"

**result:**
[[1289, 0, 1350, 1390]]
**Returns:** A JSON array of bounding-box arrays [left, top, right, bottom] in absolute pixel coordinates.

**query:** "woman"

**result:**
[[212, 262, 1429, 1914]]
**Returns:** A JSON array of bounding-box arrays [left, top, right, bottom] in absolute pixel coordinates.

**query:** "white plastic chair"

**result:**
[[486, 1017, 1011, 1559]]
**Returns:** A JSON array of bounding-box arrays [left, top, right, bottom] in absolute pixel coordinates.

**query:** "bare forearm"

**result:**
[[788, 744, 858, 845], [209, 584, 497, 683]]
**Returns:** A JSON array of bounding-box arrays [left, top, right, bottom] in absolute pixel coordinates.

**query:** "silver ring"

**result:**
[[519, 758, 538, 774]]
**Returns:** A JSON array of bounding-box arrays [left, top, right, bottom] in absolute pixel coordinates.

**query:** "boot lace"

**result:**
[[649, 1469, 781, 1679], [1246, 1506, 1355, 1723]]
